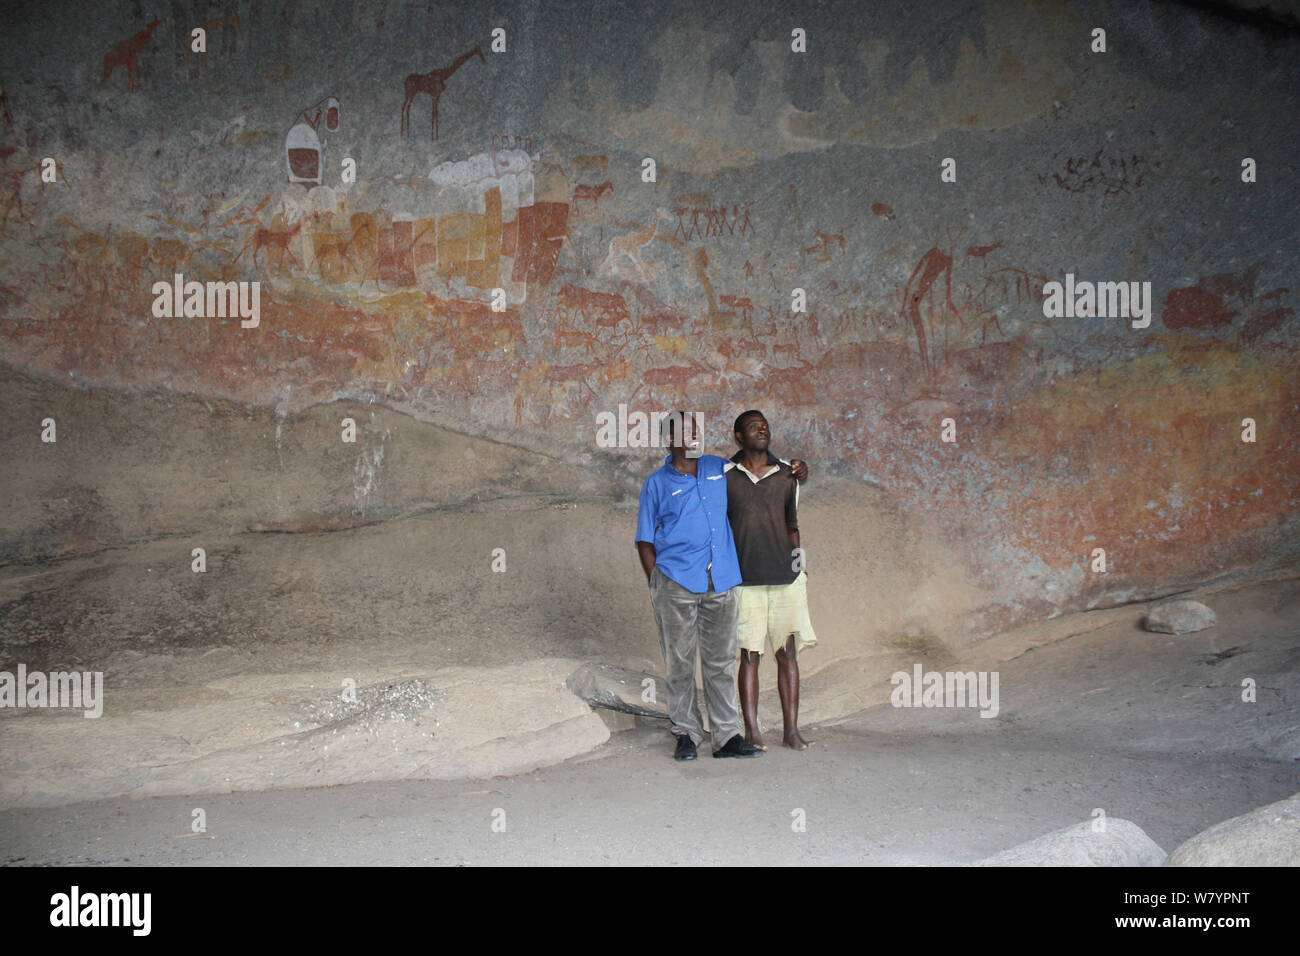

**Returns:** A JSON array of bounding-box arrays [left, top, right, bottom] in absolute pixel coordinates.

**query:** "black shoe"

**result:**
[[673, 735, 698, 761], [713, 734, 763, 758]]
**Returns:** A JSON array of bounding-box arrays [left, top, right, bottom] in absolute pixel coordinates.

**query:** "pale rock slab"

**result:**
[[971, 818, 1167, 866]]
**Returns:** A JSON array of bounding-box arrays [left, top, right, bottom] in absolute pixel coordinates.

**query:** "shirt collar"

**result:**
[[662, 454, 700, 477], [729, 449, 781, 465]]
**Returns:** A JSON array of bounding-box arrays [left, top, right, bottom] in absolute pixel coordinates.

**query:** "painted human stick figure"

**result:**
[[400, 46, 485, 140], [102, 18, 166, 93]]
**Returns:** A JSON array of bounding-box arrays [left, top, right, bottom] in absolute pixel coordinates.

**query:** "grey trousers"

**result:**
[[649, 565, 742, 749]]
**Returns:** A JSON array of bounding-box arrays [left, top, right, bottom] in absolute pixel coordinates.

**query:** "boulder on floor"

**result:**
[[971, 818, 1166, 866], [1165, 793, 1300, 866], [1143, 599, 1216, 634]]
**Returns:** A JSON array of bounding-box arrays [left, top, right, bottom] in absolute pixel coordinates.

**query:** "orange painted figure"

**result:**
[[901, 244, 956, 373]]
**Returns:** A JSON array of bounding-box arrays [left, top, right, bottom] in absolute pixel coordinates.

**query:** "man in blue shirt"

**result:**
[[634, 411, 806, 760]]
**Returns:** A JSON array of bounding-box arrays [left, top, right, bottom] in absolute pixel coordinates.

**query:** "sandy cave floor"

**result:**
[[0, 575, 1295, 866]]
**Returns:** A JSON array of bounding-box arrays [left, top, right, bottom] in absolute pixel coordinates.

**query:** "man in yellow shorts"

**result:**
[[726, 410, 817, 750]]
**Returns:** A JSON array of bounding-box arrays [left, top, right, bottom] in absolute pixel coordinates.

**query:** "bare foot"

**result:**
[[783, 729, 811, 750], [745, 731, 767, 751]]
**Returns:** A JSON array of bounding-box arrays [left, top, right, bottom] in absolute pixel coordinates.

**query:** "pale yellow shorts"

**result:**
[[735, 573, 817, 656]]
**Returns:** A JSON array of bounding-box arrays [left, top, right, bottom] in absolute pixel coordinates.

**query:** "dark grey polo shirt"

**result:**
[[725, 450, 799, 586]]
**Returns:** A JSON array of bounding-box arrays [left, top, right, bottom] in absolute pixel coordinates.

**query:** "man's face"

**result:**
[[668, 412, 703, 458], [736, 413, 769, 452]]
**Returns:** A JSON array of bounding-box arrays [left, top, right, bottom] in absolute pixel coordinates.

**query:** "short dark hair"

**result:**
[[733, 409, 765, 435], [662, 409, 698, 445]]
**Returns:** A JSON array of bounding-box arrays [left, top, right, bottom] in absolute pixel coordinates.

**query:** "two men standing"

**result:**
[[634, 410, 815, 760]]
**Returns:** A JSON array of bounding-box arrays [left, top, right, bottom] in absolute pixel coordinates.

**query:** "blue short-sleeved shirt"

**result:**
[[635, 454, 742, 594]]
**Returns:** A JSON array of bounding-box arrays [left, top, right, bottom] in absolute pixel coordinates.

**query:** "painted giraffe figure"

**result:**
[[102, 19, 166, 92], [400, 46, 485, 140]]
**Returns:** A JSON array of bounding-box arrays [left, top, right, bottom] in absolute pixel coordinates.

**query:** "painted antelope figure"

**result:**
[[803, 231, 845, 261], [103, 19, 166, 92], [716, 339, 765, 363], [761, 359, 817, 404], [628, 359, 713, 403], [400, 46, 485, 140], [771, 342, 800, 363], [555, 329, 602, 354], [641, 310, 687, 336], [231, 219, 305, 270], [556, 284, 630, 329], [718, 294, 754, 322], [598, 208, 670, 279], [254, 221, 304, 269], [527, 363, 601, 404], [572, 180, 613, 210]]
